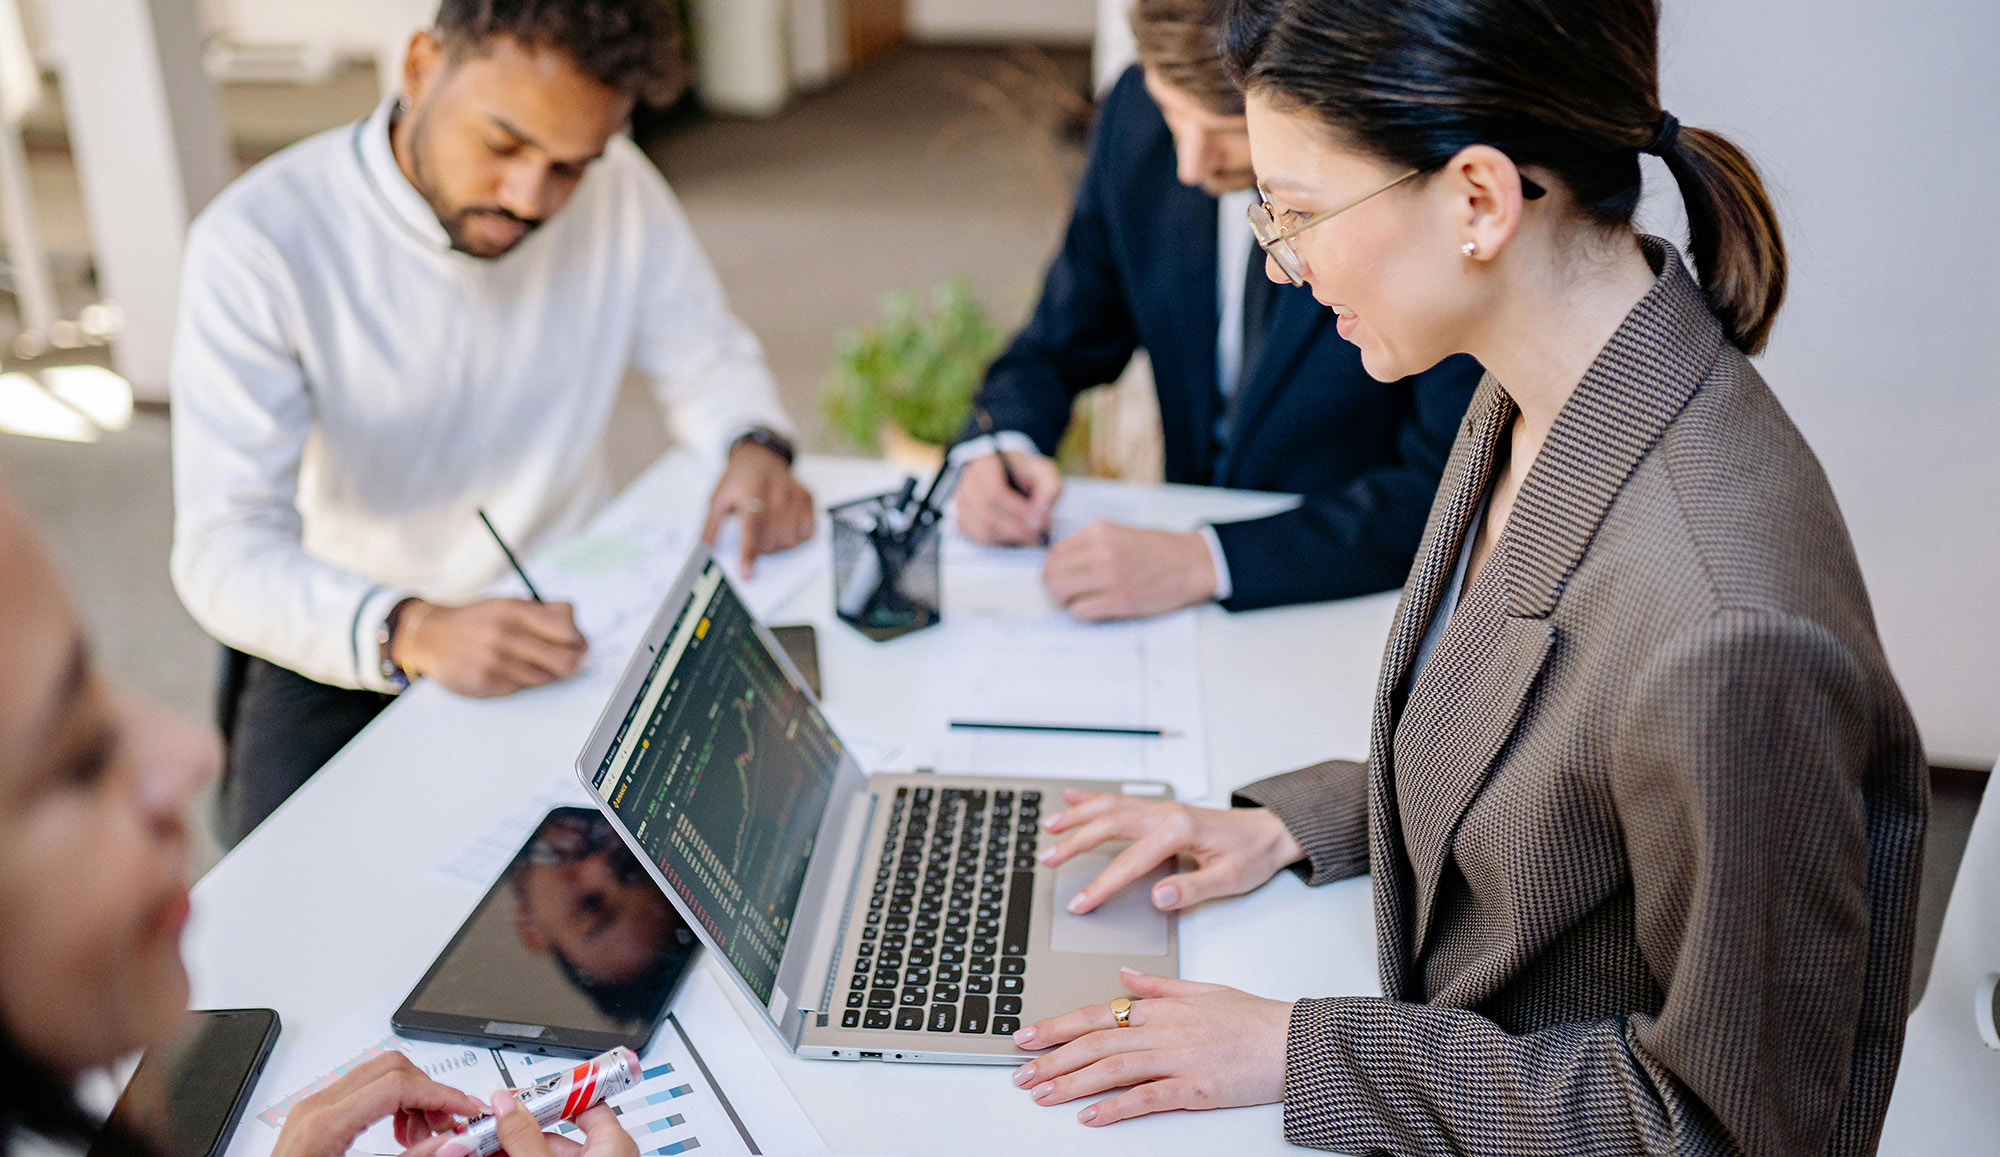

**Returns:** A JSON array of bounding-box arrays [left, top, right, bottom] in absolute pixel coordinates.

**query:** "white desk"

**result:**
[[186, 455, 1391, 1156]]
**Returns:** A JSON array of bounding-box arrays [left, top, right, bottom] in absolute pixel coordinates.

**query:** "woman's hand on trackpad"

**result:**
[[1037, 789, 1304, 914]]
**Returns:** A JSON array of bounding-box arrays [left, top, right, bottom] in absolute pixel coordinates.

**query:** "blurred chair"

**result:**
[[1879, 752, 2000, 1154]]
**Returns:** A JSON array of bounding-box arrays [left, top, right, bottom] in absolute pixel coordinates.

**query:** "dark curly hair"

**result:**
[[433, 0, 687, 106]]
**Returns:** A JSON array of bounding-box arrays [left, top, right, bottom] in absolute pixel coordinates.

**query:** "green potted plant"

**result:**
[[822, 278, 1002, 468]]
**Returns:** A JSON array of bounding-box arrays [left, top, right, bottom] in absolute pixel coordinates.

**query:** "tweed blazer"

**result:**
[[1236, 238, 1927, 1156]]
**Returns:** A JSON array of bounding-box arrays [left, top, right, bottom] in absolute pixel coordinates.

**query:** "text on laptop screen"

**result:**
[[589, 561, 843, 1004]]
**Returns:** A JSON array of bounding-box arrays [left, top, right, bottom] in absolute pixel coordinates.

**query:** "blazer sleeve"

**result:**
[[1276, 608, 1891, 1156], [1232, 760, 1371, 886], [962, 77, 1143, 453], [1210, 353, 1480, 610]]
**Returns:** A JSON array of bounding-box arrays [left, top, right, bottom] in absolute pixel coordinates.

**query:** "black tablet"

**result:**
[[393, 806, 698, 1058]]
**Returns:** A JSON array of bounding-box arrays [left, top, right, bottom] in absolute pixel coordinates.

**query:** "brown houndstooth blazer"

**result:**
[[1236, 238, 1928, 1156]]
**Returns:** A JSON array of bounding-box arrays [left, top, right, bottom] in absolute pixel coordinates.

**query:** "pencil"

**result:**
[[476, 508, 544, 602], [973, 406, 1032, 499], [948, 720, 1181, 738]]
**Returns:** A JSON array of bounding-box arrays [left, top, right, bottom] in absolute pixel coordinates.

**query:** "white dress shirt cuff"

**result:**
[[351, 585, 414, 693], [947, 429, 1042, 467], [1197, 524, 1234, 603]]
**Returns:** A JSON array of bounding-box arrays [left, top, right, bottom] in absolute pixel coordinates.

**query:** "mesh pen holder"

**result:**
[[830, 491, 942, 641]]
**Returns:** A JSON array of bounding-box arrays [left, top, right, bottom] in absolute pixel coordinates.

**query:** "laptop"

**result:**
[[574, 545, 1178, 1064]]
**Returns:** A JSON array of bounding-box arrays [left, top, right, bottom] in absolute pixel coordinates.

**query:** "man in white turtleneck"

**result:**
[[169, 0, 813, 845]]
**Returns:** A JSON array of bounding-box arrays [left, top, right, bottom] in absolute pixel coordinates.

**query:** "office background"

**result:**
[[0, 0, 1991, 936]]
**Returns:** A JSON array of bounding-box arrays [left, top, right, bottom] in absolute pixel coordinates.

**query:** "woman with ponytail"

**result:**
[[0, 484, 635, 1157], [1010, 1, 1927, 1152]]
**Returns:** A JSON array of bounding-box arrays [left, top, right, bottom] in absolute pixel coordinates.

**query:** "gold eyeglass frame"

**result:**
[[1248, 168, 1422, 287]]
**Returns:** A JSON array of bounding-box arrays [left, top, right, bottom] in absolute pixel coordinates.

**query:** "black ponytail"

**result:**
[[1223, 0, 1788, 353]]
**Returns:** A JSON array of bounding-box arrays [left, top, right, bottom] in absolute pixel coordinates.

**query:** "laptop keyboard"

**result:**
[[839, 786, 1040, 1038]]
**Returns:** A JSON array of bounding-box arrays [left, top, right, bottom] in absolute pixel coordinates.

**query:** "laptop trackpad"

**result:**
[[1050, 853, 1169, 956]]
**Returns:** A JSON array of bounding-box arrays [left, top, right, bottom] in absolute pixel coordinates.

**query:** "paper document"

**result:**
[[428, 775, 594, 894], [921, 609, 1208, 800], [231, 970, 824, 1157]]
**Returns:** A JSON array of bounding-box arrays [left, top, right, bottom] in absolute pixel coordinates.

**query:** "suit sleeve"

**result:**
[[1232, 759, 1371, 886], [1210, 353, 1481, 610], [1276, 609, 1888, 1156], [962, 74, 1143, 453]]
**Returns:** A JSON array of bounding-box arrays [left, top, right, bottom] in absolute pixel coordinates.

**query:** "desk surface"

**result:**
[[187, 455, 1391, 1156]]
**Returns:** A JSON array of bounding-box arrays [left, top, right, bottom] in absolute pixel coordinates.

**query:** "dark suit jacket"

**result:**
[[1238, 239, 1927, 1155], [970, 67, 1480, 610]]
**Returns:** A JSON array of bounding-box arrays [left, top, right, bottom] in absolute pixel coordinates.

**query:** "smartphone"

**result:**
[[92, 1008, 280, 1157], [770, 624, 821, 697]]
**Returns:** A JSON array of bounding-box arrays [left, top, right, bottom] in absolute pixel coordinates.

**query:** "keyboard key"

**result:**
[[1000, 956, 1026, 976], [936, 963, 963, 983], [851, 974, 869, 990], [996, 996, 1022, 1016], [938, 945, 965, 964], [847, 992, 864, 1009], [868, 990, 895, 1009], [864, 1010, 892, 1030], [967, 957, 994, 975], [900, 988, 927, 1007], [966, 974, 993, 994], [992, 1016, 1020, 1036], [857, 941, 874, 957], [896, 1007, 925, 1031], [997, 975, 1024, 996], [842, 1009, 861, 1029], [928, 1005, 957, 1033], [862, 926, 877, 941], [960, 995, 989, 1034], [932, 983, 960, 1003], [970, 937, 996, 957], [1021, 790, 1040, 804], [903, 969, 931, 986]]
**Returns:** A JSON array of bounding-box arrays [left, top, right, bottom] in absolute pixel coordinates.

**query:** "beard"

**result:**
[[403, 105, 545, 259]]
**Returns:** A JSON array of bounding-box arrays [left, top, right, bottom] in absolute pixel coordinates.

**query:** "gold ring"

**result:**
[[1109, 996, 1132, 1028]]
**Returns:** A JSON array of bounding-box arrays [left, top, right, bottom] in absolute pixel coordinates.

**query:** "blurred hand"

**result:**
[[702, 440, 815, 577], [396, 598, 587, 698], [1043, 522, 1219, 621], [1039, 788, 1303, 914], [271, 1052, 486, 1157], [955, 449, 1062, 546], [454, 1088, 638, 1157], [1011, 970, 1293, 1127]]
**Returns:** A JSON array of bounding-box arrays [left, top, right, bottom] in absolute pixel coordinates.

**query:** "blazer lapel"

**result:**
[[1387, 237, 1727, 967], [1364, 377, 1510, 994], [1215, 286, 1325, 484], [1166, 187, 1222, 482]]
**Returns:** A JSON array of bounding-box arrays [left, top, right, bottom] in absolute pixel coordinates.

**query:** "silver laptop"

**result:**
[[574, 545, 1178, 1064]]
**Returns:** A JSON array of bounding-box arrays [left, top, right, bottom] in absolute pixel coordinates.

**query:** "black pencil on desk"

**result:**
[[949, 720, 1181, 738], [477, 508, 544, 602]]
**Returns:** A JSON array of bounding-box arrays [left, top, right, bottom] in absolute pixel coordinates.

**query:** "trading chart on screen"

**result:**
[[592, 563, 843, 1004]]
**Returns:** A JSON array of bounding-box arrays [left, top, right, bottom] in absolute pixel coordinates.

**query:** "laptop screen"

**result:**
[[587, 560, 844, 1005]]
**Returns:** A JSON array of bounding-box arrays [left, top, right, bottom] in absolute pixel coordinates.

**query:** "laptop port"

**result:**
[[860, 1051, 883, 1059]]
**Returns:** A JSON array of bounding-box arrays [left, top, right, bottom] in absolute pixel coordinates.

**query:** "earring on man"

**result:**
[[1460, 240, 1478, 258]]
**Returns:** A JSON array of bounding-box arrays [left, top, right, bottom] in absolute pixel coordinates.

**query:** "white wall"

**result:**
[[1640, 0, 2000, 763], [908, 0, 1095, 44], [1094, 1, 2000, 762]]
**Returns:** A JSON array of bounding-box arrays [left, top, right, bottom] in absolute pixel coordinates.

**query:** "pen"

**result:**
[[476, 508, 544, 602], [948, 720, 1182, 738], [973, 406, 1032, 499]]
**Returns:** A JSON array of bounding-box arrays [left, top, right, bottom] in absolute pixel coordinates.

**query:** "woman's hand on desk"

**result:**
[[464, 1089, 637, 1157], [1041, 789, 1304, 914], [1012, 969, 1293, 1126], [269, 1052, 485, 1157]]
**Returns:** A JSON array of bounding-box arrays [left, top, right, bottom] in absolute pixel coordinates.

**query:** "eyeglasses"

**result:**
[[1247, 169, 1422, 287]]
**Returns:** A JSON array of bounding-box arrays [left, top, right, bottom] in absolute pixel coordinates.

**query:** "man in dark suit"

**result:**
[[955, 0, 1480, 619]]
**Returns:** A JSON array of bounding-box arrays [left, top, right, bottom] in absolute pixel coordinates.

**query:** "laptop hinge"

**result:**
[[799, 787, 877, 1022]]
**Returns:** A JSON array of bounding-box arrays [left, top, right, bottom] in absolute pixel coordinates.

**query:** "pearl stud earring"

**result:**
[[1460, 241, 1478, 258]]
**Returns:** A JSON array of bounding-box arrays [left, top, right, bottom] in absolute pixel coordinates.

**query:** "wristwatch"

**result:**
[[734, 425, 795, 466], [376, 597, 419, 691]]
